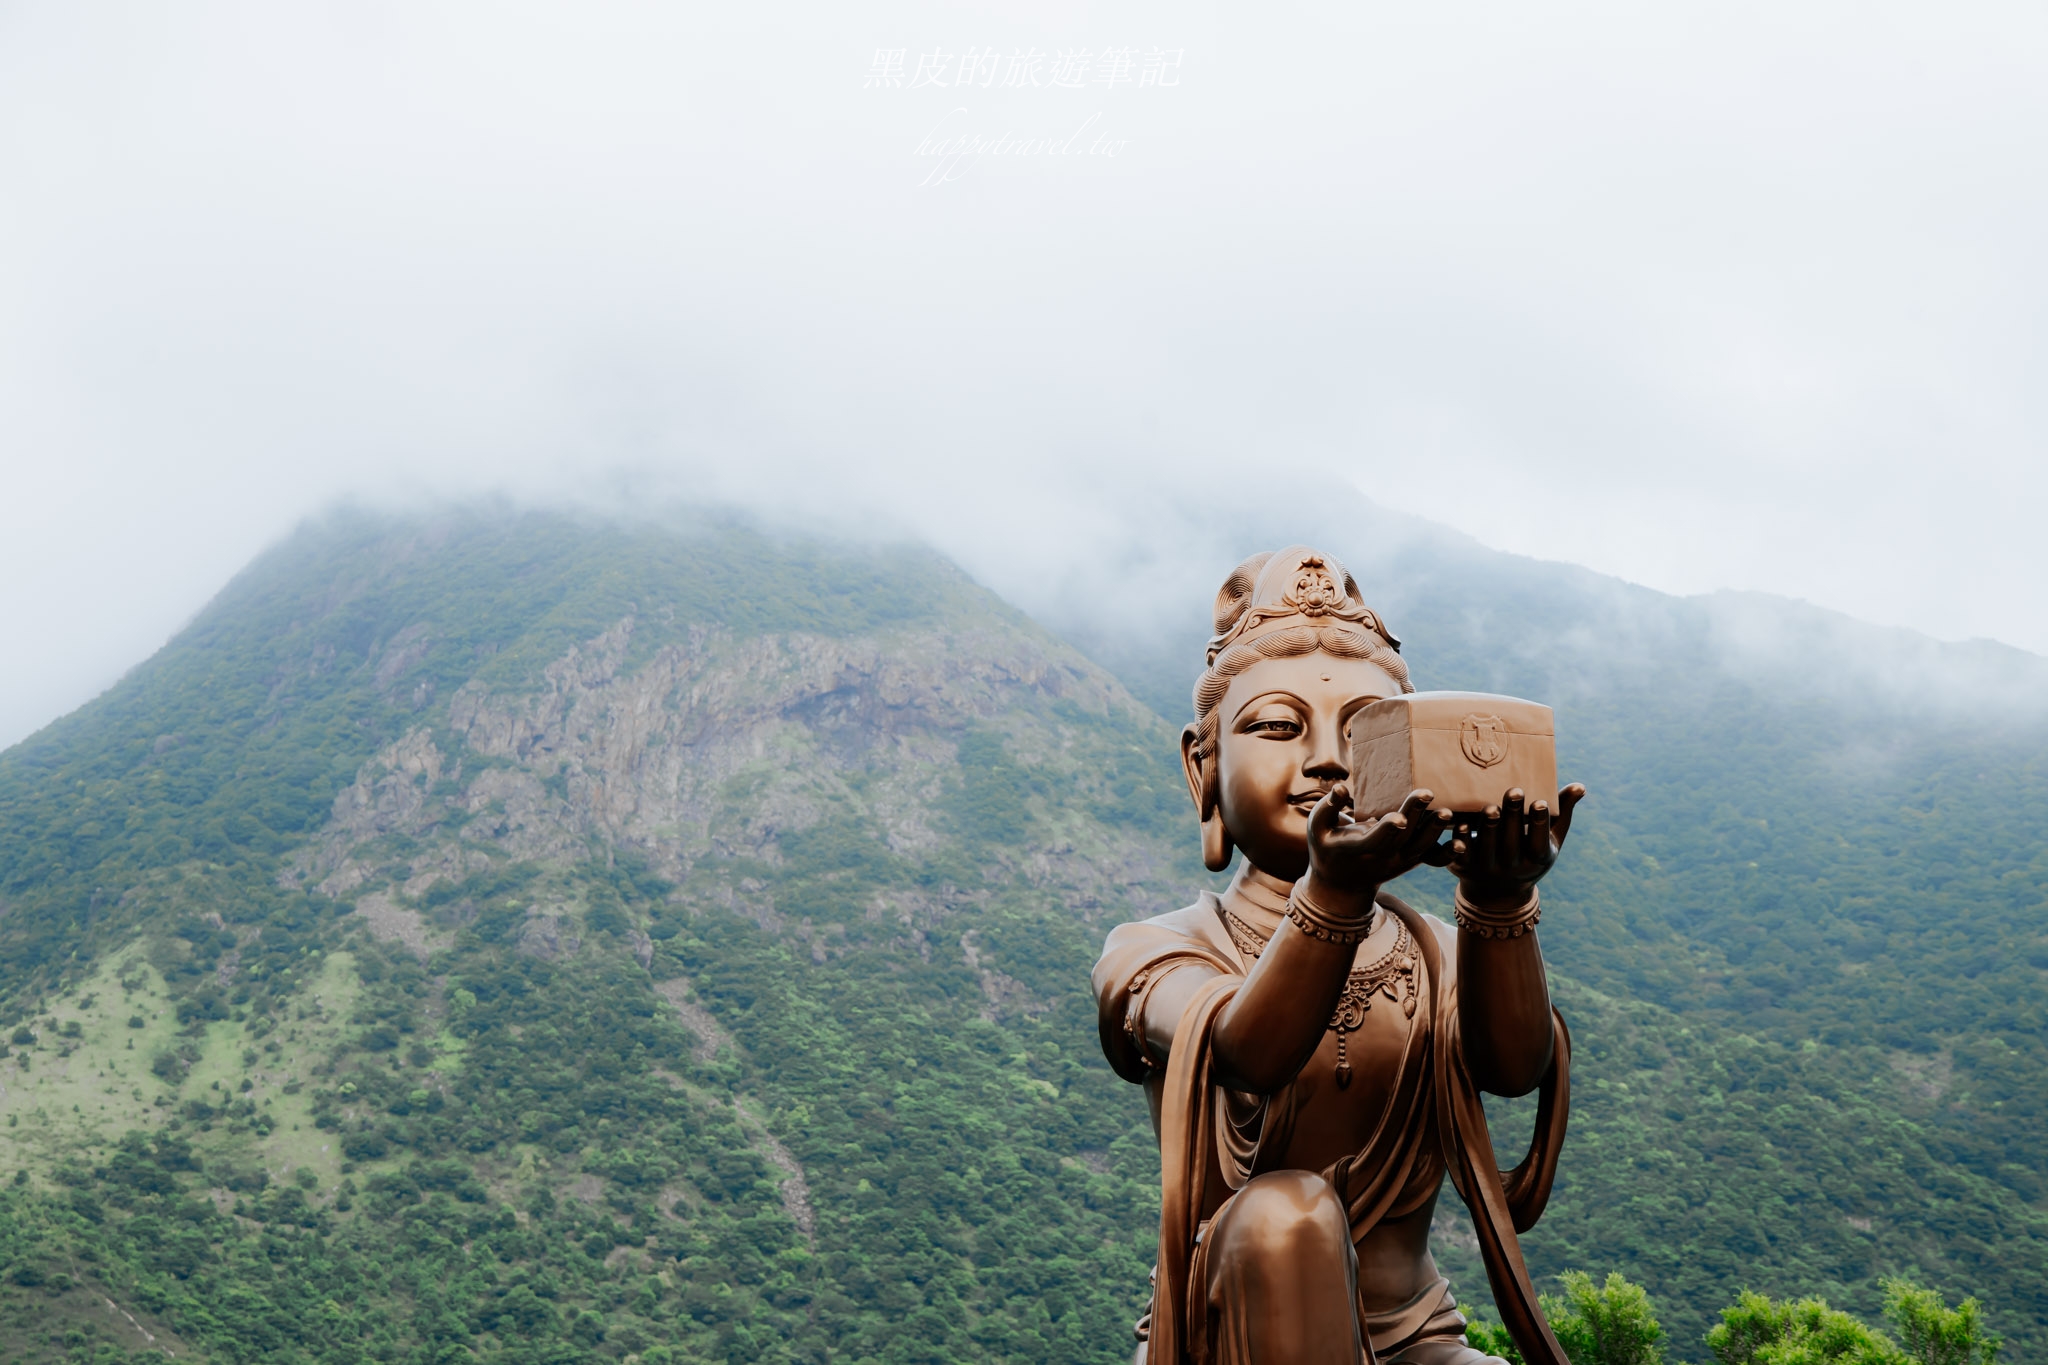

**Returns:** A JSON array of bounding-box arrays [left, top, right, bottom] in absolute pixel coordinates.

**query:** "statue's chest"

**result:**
[[1218, 907, 1426, 1146], [1324, 926, 1420, 1088], [1220, 907, 1421, 1085], [1293, 1003, 1415, 1136]]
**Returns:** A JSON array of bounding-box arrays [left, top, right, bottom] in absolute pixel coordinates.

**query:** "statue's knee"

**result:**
[[1221, 1171, 1350, 1261]]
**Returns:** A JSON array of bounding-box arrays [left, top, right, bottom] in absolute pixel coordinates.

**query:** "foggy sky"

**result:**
[[4, 1, 2046, 750]]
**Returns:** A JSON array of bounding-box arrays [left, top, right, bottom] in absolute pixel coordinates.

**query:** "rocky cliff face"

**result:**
[[289, 606, 1195, 990]]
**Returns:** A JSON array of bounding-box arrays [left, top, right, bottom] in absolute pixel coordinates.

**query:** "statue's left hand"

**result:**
[[1439, 783, 1587, 909]]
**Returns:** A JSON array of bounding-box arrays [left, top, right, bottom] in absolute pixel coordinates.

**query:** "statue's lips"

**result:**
[[1285, 789, 1333, 813]]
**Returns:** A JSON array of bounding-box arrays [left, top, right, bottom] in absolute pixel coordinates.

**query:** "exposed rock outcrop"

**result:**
[[290, 611, 1187, 945]]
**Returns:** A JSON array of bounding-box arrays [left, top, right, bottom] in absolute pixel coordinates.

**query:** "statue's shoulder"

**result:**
[[1100, 892, 1230, 956], [1146, 894, 1230, 936], [1092, 893, 1240, 1080], [1093, 892, 1236, 994]]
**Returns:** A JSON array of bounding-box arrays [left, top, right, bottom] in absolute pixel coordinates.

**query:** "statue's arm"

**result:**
[[1457, 928, 1553, 1096], [1140, 786, 1445, 1094], [1139, 926, 1357, 1093], [1447, 785, 1586, 1096]]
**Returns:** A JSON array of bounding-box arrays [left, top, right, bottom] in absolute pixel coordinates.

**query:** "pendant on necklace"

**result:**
[[1216, 903, 1414, 1097]]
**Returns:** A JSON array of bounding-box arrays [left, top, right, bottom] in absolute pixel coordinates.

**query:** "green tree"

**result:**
[[1881, 1280, 2000, 1365], [1544, 1272, 1666, 1365], [1465, 1315, 1525, 1364], [1467, 1272, 1663, 1365], [1708, 1290, 1906, 1365]]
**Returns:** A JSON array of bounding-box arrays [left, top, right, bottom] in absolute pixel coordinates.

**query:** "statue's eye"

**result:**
[[1244, 719, 1302, 737]]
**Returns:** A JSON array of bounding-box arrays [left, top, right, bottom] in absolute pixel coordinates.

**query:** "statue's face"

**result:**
[[1213, 651, 1404, 881]]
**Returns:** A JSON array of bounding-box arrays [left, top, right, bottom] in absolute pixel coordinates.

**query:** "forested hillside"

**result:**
[[0, 507, 2039, 1364]]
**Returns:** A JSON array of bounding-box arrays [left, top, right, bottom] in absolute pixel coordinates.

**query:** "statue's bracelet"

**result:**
[[1286, 883, 1376, 947], [1123, 968, 1170, 1068], [1453, 886, 1541, 939]]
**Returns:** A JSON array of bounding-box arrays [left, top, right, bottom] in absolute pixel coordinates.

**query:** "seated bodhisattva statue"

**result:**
[[1094, 547, 1585, 1365]]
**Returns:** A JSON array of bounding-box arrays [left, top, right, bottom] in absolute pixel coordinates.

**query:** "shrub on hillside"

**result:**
[[1709, 1291, 1903, 1365], [1546, 1271, 1666, 1365], [1882, 1281, 2000, 1365], [1465, 1271, 1663, 1365], [1472, 1275, 1997, 1365], [1707, 1281, 1997, 1365]]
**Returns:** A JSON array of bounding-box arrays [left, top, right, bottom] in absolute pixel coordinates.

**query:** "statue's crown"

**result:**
[[1205, 545, 1401, 666]]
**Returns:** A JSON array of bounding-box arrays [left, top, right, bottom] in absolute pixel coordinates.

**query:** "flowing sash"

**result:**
[[1149, 973, 1241, 1365], [1385, 894, 1572, 1365]]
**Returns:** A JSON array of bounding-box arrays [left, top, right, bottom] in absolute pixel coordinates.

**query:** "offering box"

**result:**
[[1349, 691, 1556, 820]]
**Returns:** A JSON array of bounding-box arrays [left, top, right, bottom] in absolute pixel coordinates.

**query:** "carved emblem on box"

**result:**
[[1460, 713, 1509, 768]]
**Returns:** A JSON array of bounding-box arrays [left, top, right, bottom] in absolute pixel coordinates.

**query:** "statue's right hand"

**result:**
[[1303, 786, 1450, 914]]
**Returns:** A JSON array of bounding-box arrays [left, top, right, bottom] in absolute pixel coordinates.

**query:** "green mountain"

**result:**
[[0, 507, 2039, 1365]]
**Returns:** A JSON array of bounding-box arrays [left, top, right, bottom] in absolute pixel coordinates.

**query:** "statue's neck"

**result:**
[[1223, 861, 1387, 943], [1222, 863, 1297, 925]]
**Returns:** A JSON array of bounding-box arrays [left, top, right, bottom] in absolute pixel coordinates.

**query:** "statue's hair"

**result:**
[[1187, 552, 1413, 768], [1210, 551, 1276, 646]]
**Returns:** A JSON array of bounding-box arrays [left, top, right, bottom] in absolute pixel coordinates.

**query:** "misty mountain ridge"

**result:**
[[0, 505, 2039, 1365], [1029, 487, 2048, 729]]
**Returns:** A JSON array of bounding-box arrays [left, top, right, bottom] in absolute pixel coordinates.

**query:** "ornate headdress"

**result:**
[[1203, 546, 1401, 667], [1183, 546, 1412, 869]]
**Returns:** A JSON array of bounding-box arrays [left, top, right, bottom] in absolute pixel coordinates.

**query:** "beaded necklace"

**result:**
[[1216, 903, 1418, 1089]]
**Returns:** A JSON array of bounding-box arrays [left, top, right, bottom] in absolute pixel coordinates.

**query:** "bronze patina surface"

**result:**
[[1092, 546, 1587, 1365]]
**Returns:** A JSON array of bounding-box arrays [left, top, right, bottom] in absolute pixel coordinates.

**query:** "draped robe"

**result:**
[[1093, 873, 1572, 1365]]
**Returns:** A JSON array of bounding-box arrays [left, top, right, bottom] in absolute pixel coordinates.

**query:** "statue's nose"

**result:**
[[1304, 721, 1348, 778]]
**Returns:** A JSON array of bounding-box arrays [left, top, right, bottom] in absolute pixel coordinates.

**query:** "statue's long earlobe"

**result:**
[[1182, 724, 1234, 873], [1200, 809, 1233, 872]]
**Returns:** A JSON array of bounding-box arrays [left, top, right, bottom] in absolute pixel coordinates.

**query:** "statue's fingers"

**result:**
[[1457, 818, 1483, 873], [1526, 800, 1554, 866], [1478, 804, 1504, 873], [1404, 805, 1453, 862], [1360, 792, 1435, 866], [1322, 810, 1389, 853], [1418, 831, 1457, 868], [1306, 790, 1344, 841], [1501, 789, 1527, 870], [1359, 810, 1410, 854], [1553, 783, 1587, 848]]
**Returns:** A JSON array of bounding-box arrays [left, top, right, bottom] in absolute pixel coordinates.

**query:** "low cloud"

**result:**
[[3, 1, 2046, 745]]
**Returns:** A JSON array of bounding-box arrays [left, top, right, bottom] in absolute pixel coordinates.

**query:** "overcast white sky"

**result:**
[[3, 1, 2045, 749]]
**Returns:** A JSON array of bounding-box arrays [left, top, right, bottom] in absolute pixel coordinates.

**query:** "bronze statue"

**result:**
[[1093, 547, 1586, 1365]]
